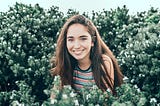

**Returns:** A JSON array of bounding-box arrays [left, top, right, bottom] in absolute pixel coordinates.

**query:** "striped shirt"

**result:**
[[73, 65, 96, 91]]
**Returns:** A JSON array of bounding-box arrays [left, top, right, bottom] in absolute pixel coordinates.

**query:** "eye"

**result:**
[[67, 38, 73, 42], [80, 37, 87, 40]]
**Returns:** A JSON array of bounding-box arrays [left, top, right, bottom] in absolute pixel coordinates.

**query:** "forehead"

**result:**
[[67, 24, 89, 37]]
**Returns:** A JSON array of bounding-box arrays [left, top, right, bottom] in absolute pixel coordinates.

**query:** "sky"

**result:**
[[0, 0, 160, 15]]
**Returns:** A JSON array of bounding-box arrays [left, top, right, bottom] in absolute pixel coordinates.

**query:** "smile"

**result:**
[[73, 49, 84, 55]]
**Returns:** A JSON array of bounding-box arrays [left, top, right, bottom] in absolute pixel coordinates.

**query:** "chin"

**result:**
[[73, 56, 84, 60]]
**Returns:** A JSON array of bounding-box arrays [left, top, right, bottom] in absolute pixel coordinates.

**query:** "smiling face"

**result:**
[[66, 23, 94, 63]]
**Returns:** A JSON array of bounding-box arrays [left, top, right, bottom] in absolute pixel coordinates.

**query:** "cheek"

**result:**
[[66, 42, 72, 50], [82, 42, 92, 49], [66, 43, 69, 50]]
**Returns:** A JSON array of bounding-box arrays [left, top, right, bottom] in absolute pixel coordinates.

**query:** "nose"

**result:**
[[74, 40, 80, 48]]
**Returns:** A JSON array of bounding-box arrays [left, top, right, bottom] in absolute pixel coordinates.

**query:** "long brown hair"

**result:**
[[51, 15, 123, 93]]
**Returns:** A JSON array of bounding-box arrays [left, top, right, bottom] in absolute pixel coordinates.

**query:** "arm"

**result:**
[[102, 54, 114, 90]]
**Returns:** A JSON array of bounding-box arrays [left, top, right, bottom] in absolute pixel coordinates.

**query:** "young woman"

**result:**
[[50, 14, 123, 94]]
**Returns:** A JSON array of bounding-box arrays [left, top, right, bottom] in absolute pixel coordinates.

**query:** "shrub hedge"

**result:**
[[0, 2, 159, 106]]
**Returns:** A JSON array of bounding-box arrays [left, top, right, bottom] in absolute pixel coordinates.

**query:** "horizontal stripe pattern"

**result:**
[[73, 77, 95, 85], [73, 70, 93, 79], [73, 66, 95, 90]]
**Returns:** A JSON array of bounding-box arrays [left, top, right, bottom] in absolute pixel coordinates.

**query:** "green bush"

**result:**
[[0, 2, 64, 105], [43, 76, 146, 106], [118, 23, 160, 105], [91, 5, 130, 55], [0, 2, 159, 105]]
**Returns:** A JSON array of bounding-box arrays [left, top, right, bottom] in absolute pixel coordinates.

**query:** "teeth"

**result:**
[[74, 51, 81, 53], [73, 50, 83, 54]]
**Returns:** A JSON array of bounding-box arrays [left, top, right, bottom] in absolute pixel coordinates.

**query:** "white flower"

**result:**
[[86, 94, 91, 100], [18, 29, 22, 33], [134, 85, 138, 89], [11, 49, 15, 53], [74, 100, 79, 106], [64, 85, 72, 90], [0, 37, 4, 41], [107, 88, 111, 93], [11, 100, 24, 106], [8, 46, 11, 50], [131, 79, 134, 83], [10, 91, 16, 99], [17, 45, 21, 48], [54, 75, 60, 82], [137, 88, 140, 92], [123, 76, 129, 81], [13, 34, 18, 37], [3, 41, 7, 45], [131, 54, 135, 58], [11, 101, 19, 106], [50, 99, 57, 104], [139, 74, 145, 77], [70, 91, 76, 97], [48, 28, 51, 30], [62, 94, 68, 99], [150, 98, 157, 103], [92, 85, 98, 89]]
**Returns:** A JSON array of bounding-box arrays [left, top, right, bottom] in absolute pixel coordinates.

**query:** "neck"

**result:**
[[78, 59, 91, 70]]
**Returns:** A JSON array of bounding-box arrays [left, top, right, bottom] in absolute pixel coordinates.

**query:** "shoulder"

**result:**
[[101, 54, 114, 76], [102, 54, 112, 63]]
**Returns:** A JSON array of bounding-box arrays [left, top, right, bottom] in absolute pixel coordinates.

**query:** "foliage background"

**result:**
[[0, 2, 159, 106]]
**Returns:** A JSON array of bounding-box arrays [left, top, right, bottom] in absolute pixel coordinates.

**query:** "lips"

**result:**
[[73, 49, 84, 55]]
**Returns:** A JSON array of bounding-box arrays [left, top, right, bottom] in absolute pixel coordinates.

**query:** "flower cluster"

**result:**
[[42, 76, 147, 106]]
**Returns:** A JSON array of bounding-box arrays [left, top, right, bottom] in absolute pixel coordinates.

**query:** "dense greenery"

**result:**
[[0, 2, 159, 105]]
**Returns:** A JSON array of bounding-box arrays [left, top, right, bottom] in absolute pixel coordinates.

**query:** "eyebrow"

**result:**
[[67, 35, 88, 38], [67, 36, 74, 39], [80, 35, 88, 38]]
